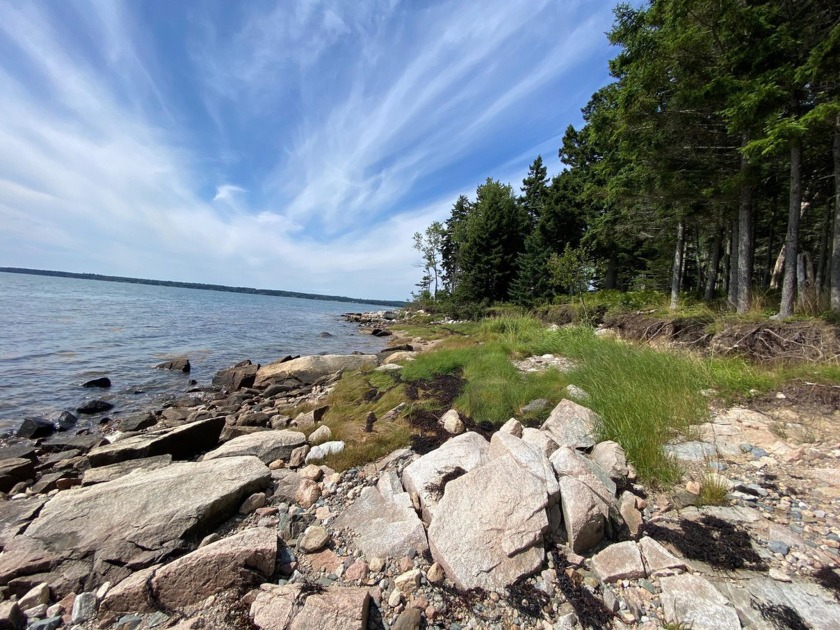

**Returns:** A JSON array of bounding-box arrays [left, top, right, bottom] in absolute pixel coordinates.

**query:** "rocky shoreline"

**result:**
[[1, 313, 839, 629]]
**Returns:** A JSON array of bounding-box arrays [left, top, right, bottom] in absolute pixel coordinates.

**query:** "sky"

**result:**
[[0, 0, 621, 301]]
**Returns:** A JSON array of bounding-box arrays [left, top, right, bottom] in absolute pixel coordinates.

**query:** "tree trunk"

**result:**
[[605, 252, 618, 290], [736, 164, 753, 314], [779, 138, 802, 318], [728, 215, 739, 307], [670, 219, 685, 311], [816, 202, 831, 297], [831, 115, 840, 311], [704, 228, 723, 301]]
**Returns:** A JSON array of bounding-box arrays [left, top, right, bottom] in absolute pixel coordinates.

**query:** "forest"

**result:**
[[412, 0, 840, 319]]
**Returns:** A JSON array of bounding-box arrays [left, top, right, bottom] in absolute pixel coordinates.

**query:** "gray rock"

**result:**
[[0, 600, 25, 630], [0, 458, 35, 493], [250, 583, 370, 630], [0, 496, 47, 548], [767, 540, 790, 555], [663, 441, 717, 462], [15, 417, 55, 439], [308, 425, 332, 445], [27, 617, 62, 630], [564, 384, 590, 401], [298, 525, 330, 553], [212, 362, 259, 391], [87, 417, 225, 466], [77, 400, 114, 415], [499, 418, 523, 437], [401, 432, 489, 524], [203, 429, 306, 464], [150, 527, 276, 610], [618, 491, 643, 537], [271, 469, 303, 503], [591, 541, 645, 583], [550, 446, 616, 506], [81, 455, 172, 485], [540, 400, 600, 450], [520, 428, 559, 458], [333, 472, 428, 559], [521, 398, 549, 414], [428, 453, 547, 591], [116, 412, 157, 432], [155, 358, 190, 373], [391, 607, 422, 630], [71, 592, 98, 623], [637, 536, 686, 576], [6, 456, 269, 595], [18, 582, 50, 608], [255, 354, 378, 387], [438, 409, 464, 435], [660, 574, 740, 630], [590, 441, 629, 481], [488, 431, 559, 502], [558, 476, 608, 553], [715, 576, 840, 630]]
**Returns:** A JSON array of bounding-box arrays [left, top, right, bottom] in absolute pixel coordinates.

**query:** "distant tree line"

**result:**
[[413, 0, 840, 316], [0, 267, 405, 308]]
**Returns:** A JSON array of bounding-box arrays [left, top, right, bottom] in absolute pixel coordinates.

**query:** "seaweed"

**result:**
[[551, 549, 614, 628], [754, 599, 810, 630], [642, 516, 767, 571]]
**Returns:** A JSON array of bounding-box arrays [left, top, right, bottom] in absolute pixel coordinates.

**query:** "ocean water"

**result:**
[[0, 272, 393, 433]]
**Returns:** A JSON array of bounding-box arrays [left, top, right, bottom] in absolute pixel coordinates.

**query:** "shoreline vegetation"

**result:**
[[0, 267, 406, 308]]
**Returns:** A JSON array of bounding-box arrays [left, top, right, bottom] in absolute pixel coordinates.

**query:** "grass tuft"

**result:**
[[696, 473, 730, 507]]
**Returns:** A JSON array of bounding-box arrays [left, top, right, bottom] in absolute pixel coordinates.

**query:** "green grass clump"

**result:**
[[400, 337, 567, 425], [696, 473, 730, 506], [317, 370, 412, 471]]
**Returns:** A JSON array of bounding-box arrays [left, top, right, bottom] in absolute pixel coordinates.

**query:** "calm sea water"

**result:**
[[0, 272, 394, 433]]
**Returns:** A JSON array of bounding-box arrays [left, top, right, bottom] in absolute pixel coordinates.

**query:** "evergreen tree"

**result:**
[[456, 179, 528, 303]]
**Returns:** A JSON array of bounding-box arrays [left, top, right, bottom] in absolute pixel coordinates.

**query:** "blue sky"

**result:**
[[0, 0, 620, 301]]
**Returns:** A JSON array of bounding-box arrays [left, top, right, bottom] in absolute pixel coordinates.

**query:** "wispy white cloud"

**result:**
[[0, 0, 617, 300]]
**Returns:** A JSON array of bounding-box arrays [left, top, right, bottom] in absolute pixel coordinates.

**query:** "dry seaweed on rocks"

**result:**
[[550, 549, 614, 628], [814, 566, 840, 601], [506, 578, 550, 618], [642, 516, 767, 571], [753, 599, 810, 630]]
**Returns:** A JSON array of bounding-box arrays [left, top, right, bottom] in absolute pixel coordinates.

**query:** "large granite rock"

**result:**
[[715, 576, 840, 630], [557, 476, 609, 553], [333, 471, 428, 559], [401, 432, 490, 524], [488, 431, 559, 502], [203, 430, 307, 464], [81, 455, 172, 486], [212, 362, 259, 391], [428, 454, 547, 591], [660, 574, 740, 630], [151, 527, 277, 609], [590, 441, 629, 482], [250, 583, 370, 630], [87, 417, 225, 466], [550, 446, 616, 507], [520, 427, 559, 458], [540, 400, 600, 450], [0, 497, 47, 549], [1, 456, 270, 595], [591, 541, 645, 583], [255, 355, 378, 387]]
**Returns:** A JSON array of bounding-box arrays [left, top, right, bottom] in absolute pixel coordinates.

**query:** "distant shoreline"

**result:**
[[0, 267, 406, 308]]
